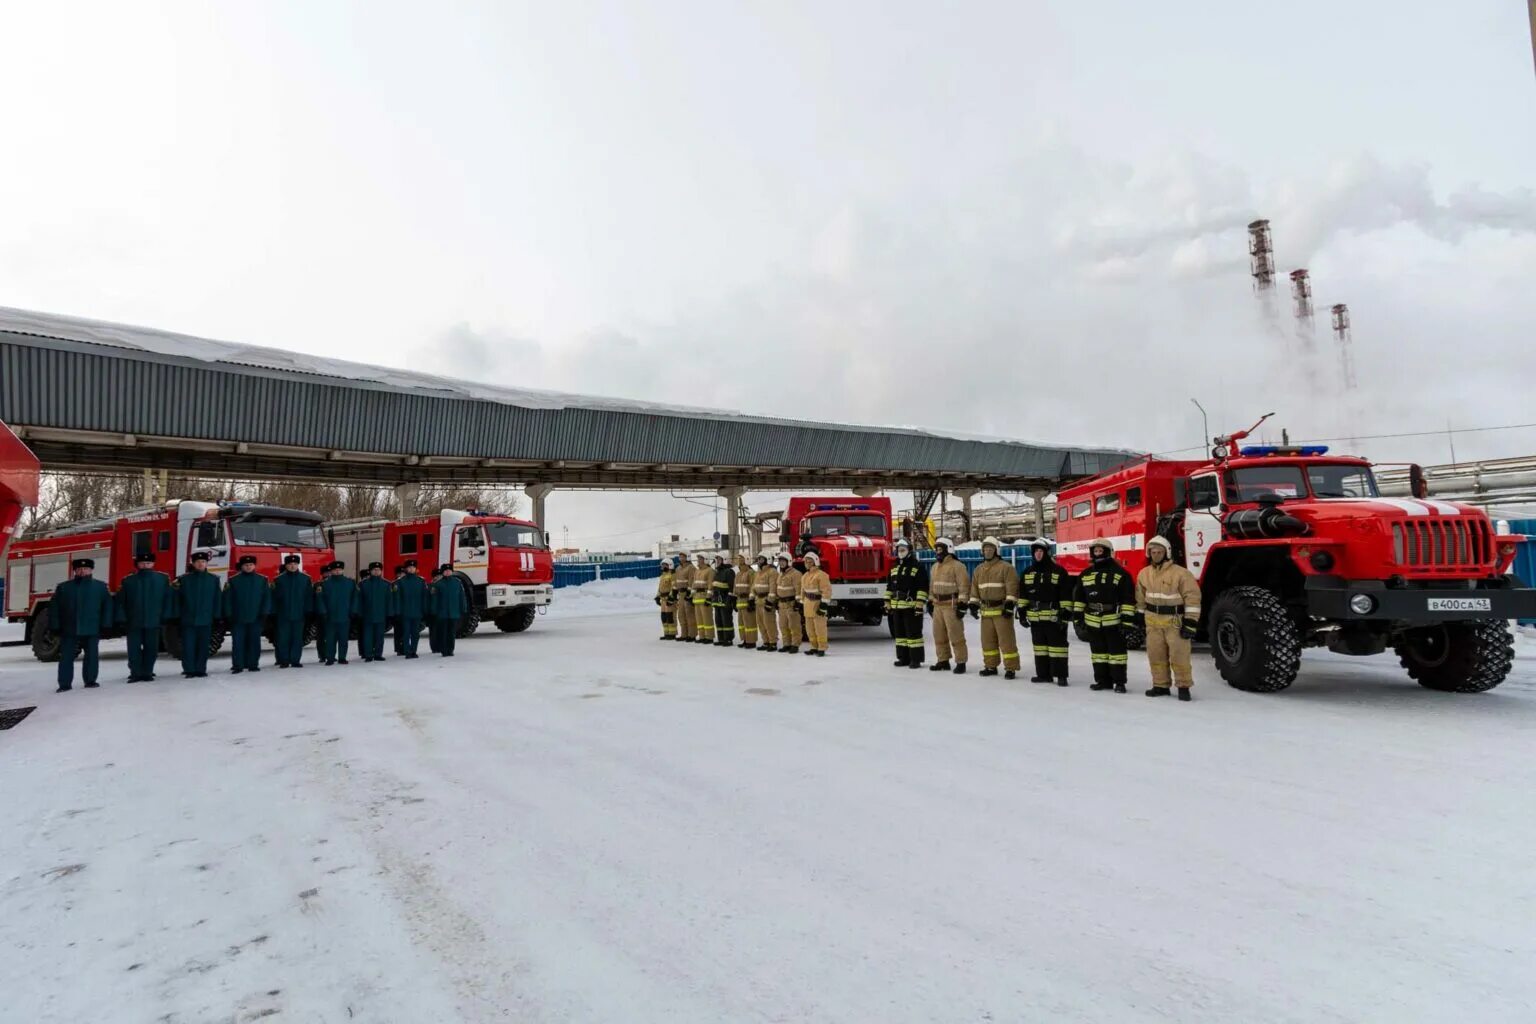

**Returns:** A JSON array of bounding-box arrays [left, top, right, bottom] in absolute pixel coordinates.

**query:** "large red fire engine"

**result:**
[[0, 420, 40, 568], [781, 496, 893, 626], [1054, 416, 1534, 694], [6, 499, 334, 662], [328, 509, 553, 637]]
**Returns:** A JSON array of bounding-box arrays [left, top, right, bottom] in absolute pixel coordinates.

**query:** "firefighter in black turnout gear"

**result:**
[[710, 554, 736, 647], [885, 538, 928, 668], [1019, 539, 1073, 686], [1072, 538, 1137, 693]]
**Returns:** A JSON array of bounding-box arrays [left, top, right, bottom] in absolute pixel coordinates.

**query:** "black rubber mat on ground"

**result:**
[[0, 706, 37, 730]]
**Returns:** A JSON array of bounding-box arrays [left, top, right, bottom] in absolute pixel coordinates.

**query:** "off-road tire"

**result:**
[[30, 604, 62, 663], [1394, 620, 1514, 694], [1209, 585, 1301, 693], [304, 621, 320, 646], [455, 606, 482, 639], [494, 606, 537, 633], [161, 625, 227, 660]]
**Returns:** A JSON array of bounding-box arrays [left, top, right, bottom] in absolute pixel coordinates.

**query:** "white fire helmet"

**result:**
[[713, 552, 727, 564], [776, 552, 791, 565], [981, 535, 1002, 555], [755, 553, 769, 564], [661, 557, 675, 569], [895, 538, 912, 554], [803, 551, 821, 566], [934, 536, 955, 553], [695, 552, 709, 563], [1146, 536, 1173, 557]]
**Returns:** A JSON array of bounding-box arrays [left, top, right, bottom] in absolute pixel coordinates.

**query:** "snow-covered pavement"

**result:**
[[3, 581, 1534, 1023]]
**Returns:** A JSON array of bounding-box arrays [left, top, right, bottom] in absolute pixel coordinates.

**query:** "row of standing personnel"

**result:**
[[653, 535, 1202, 700], [46, 551, 470, 692]]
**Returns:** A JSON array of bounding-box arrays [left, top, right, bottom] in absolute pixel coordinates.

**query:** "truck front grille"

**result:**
[[837, 548, 882, 577], [1392, 518, 1494, 574]]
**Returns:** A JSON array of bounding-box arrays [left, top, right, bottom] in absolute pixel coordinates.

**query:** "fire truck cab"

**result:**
[[1055, 430, 1534, 694], [328, 509, 553, 637], [781, 496, 893, 626], [6, 499, 333, 662], [0, 420, 40, 566]]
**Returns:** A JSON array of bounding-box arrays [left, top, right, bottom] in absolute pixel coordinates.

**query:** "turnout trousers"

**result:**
[[1083, 614, 1128, 686], [692, 594, 715, 641], [125, 627, 159, 679], [57, 635, 100, 688], [274, 618, 306, 666], [891, 604, 925, 665], [803, 598, 829, 652], [979, 606, 1019, 671], [736, 599, 757, 646], [1145, 621, 1193, 689], [676, 597, 695, 640], [230, 622, 263, 671], [777, 602, 802, 649], [180, 627, 211, 676], [659, 602, 677, 638], [1027, 618, 1070, 681], [713, 601, 735, 645], [931, 599, 968, 664], [756, 602, 778, 648]]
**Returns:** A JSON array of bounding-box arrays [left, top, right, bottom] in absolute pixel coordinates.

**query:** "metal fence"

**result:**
[[1507, 520, 1536, 625], [915, 544, 1039, 573], [553, 559, 662, 589]]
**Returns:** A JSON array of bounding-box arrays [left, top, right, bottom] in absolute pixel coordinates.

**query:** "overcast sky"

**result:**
[[5, 1, 1535, 547]]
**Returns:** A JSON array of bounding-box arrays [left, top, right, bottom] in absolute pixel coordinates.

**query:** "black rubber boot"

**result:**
[[929, 661, 950, 672], [1113, 682, 1127, 693], [908, 661, 923, 670], [1178, 688, 1192, 701], [1057, 677, 1069, 686], [1145, 686, 1172, 698], [978, 667, 998, 677], [1030, 675, 1051, 683], [1004, 670, 1016, 680], [1089, 681, 1112, 691], [813, 650, 825, 657], [953, 664, 966, 675]]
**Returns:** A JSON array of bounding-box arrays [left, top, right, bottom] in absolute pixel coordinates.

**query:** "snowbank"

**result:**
[[544, 575, 658, 618]]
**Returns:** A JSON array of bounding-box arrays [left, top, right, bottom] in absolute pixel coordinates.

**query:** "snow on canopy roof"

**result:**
[[0, 306, 1134, 456]]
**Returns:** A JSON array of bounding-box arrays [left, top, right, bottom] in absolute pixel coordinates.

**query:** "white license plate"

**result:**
[[1427, 597, 1491, 612], [845, 586, 882, 597]]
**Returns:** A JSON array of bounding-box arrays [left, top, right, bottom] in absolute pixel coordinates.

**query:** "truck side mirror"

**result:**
[[544, 532, 551, 546], [1409, 464, 1428, 499]]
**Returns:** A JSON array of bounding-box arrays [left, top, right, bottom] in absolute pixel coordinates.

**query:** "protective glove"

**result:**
[[766, 599, 778, 611], [883, 601, 892, 616], [1180, 618, 1199, 640], [1003, 599, 1016, 616], [653, 595, 662, 606], [925, 600, 934, 615], [1016, 606, 1028, 625], [969, 602, 980, 620], [1132, 611, 1146, 630], [816, 605, 828, 617], [747, 599, 756, 612]]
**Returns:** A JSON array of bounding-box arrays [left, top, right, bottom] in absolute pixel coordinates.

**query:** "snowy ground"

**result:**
[[3, 579, 1535, 1023]]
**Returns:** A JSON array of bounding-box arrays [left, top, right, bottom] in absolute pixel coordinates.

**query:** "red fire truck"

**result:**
[[328, 509, 553, 637], [1, 420, 40, 568], [6, 499, 334, 662], [781, 496, 893, 627], [1053, 417, 1534, 694]]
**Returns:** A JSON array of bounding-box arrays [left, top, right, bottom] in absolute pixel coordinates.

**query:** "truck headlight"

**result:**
[[1348, 594, 1376, 615]]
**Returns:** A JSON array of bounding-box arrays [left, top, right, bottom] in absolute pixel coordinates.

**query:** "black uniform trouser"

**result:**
[[274, 618, 306, 666], [57, 635, 100, 688], [425, 616, 439, 652], [892, 603, 924, 664], [126, 627, 159, 679], [231, 622, 263, 670], [713, 601, 734, 645], [399, 618, 421, 656], [430, 619, 456, 655], [360, 621, 387, 660], [1027, 619, 1070, 680], [320, 620, 351, 663], [181, 626, 211, 676], [1084, 624, 1127, 685]]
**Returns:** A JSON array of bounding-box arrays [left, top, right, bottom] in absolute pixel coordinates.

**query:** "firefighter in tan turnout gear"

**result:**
[[691, 553, 716, 644], [1136, 536, 1202, 701], [751, 554, 778, 652], [673, 553, 697, 641], [733, 553, 758, 649], [798, 551, 831, 656], [927, 538, 969, 674], [655, 558, 677, 640], [774, 553, 802, 653], [968, 537, 1020, 679]]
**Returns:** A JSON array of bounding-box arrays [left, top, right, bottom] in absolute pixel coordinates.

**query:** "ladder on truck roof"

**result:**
[[30, 501, 188, 540]]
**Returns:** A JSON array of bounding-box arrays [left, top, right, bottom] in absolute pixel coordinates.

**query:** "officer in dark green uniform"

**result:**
[[172, 550, 222, 678], [52, 557, 114, 692], [316, 560, 358, 665], [271, 554, 314, 668], [425, 567, 443, 653], [357, 561, 394, 662], [391, 564, 407, 657], [116, 551, 171, 682], [222, 554, 271, 673], [429, 562, 465, 657], [393, 559, 428, 659]]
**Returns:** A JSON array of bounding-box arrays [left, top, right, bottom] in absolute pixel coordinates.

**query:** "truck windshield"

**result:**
[[484, 523, 545, 548], [1307, 464, 1379, 499], [805, 514, 885, 538], [1225, 466, 1306, 503], [231, 519, 327, 548]]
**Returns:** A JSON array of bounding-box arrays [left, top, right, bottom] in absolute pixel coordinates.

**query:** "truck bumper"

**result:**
[[486, 583, 553, 609], [829, 582, 885, 602], [1305, 576, 1536, 623]]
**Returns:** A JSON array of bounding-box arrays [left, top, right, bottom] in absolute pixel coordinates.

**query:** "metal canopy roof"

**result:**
[[0, 307, 1138, 490]]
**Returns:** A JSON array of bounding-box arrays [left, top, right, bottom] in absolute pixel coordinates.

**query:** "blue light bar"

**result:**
[[1240, 445, 1277, 456], [1299, 445, 1330, 456], [1239, 444, 1332, 457]]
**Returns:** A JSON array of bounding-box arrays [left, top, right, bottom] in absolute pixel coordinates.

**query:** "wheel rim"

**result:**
[[1215, 617, 1244, 663], [1404, 625, 1451, 668]]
